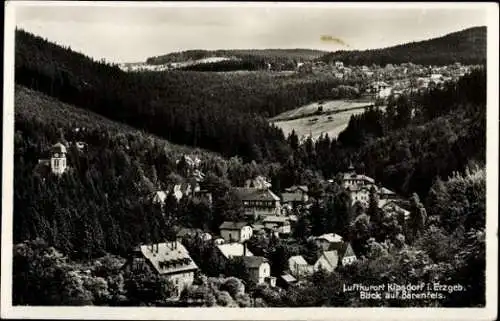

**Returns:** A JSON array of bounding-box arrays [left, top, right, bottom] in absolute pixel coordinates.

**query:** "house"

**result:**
[[284, 185, 309, 201], [278, 273, 298, 289], [219, 221, 253, 243], [288, 255, 313, 278], [313, 233, 344, 251], [328, 242, 357, 266], [313, 250, 339, 273], [334, 61, 344, 69], [379, 187, 398, 200], [262, 216, 291, 235], [122, 241, 198, 298], [378, 199, 410, 220], [341, 165, 376, 190], [242, 256, 271, 285], [216, 243, 253, 261], [233, 187, 281, 219], [152, 191, 168, 205], [369, 81, 391, 98], [36, 142, 68, 177], [349, 186, 372, 207]]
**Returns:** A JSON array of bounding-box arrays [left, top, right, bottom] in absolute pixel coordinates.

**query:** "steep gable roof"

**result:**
[[216, 243, 254, 259], [316, 233, 343, 244], [288, 255, 308, 266], [140, 242, 198, 275], [320, 250, 339, 269], [285, 185, 308, 193], [329, 242, 356, 259], [233, 187, 280, 202]]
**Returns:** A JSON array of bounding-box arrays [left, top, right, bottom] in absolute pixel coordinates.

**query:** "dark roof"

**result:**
[[52, 142, 67, 154], [219, 221, 248, 230], [242, 256, 268, 269], [233, 187, 280, 202], [285, 185, 308, 193], [328, 242, 356, 259]]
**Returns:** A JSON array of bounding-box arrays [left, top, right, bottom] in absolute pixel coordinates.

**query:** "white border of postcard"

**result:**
[[2, 1, 499, 320]]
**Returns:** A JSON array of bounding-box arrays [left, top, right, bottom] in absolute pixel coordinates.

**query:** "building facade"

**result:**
[[219, 222, 253, 243]]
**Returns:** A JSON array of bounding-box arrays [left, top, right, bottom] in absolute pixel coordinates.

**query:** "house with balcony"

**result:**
[[233, 187, 281, 220], [122, 241, 199, 298]]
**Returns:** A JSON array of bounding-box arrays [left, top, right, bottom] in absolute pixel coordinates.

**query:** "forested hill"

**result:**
[[319, 26, 486, 66], [14, 84, 284, 257], [145, 49, 327, 65], [15, 29, 293, 162]]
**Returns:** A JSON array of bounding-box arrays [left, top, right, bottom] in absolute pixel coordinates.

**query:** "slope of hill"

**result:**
[[15, 29, 293, 162], [146, 49, 327, 65], [319, 26, 486, 66], [16, 29, 370, 163], [14, 84, 270, 258], [14, 85, 219, 158]]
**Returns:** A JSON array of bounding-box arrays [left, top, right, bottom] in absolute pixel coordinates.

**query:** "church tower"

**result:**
[[50, 142, 67, 176]]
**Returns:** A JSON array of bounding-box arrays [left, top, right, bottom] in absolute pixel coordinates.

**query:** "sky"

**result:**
[[14, 2, 488, 63]]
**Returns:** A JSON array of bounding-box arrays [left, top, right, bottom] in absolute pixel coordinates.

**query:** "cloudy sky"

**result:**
[[14, 2, 488, 63]]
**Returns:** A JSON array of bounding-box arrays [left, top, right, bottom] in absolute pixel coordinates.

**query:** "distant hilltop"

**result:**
[[318, 26, 487, 66], [145, 49, 328, 65]]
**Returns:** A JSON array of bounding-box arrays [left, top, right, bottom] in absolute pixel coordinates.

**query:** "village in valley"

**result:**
[[36, 139, 414, 303], [10, 4, 488, 310]]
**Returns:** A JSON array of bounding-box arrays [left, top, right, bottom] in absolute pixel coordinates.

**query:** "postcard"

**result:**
[[2, 1, 498, 320]]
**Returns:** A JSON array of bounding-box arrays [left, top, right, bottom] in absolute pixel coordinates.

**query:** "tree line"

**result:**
[[319, 27, 486, 66]]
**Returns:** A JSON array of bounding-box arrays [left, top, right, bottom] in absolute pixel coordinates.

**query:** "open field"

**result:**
[[270, 99, 374, 122], [272, 108, 367, 141], [271, 99, 383, 140]]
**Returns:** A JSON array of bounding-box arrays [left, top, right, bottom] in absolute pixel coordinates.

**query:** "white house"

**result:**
[[36, 142, 68, 177], [152, 191, 168, 205], [216, 243, 253, 260], [262, 216, 291, 235], [242, 256, 271, 285], [288, 255, 313, 278], [123, 241, 199, 298], [341, 165, 376, 190], [219, 222, 253, 243]]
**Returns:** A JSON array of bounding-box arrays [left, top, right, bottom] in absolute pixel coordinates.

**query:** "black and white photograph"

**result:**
[[1, 2, 498, 320]]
